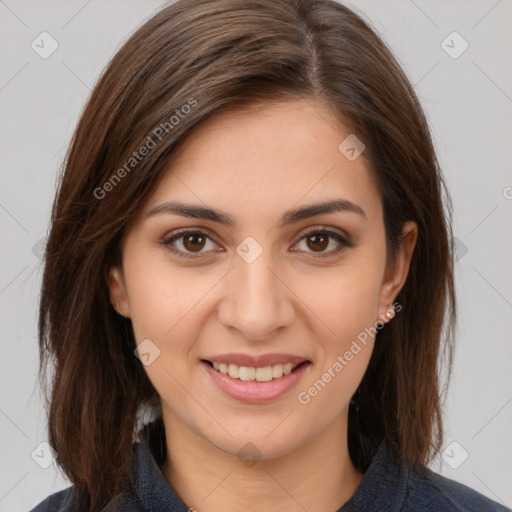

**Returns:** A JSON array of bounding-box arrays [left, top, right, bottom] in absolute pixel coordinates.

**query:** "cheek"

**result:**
[[295, 269, 381, 420], [302, 258, 384, 347], [294, 253, 384, 398], [123, 252, 209, 409], [124, 250, 215, 345]]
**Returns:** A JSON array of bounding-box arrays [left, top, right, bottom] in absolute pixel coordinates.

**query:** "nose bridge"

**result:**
[[218, 238, 294, 339]]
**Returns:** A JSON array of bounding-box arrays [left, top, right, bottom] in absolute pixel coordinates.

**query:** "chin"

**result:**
[[202, 421, 308, 463]]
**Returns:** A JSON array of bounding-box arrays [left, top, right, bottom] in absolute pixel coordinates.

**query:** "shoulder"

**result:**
[[404, 464, 510, 511], [28, 487, 74, 512], [27, 486, 143, 512]]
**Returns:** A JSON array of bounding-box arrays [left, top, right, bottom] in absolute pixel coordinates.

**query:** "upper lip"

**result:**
[[203, 353, 309, 367]]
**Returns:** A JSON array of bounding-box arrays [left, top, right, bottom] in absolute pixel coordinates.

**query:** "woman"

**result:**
[[30, 0, 509, 511]]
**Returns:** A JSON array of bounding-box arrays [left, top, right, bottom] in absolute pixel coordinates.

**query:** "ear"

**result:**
[[377, 220, 418, 323], [107, 266, 131, 318]]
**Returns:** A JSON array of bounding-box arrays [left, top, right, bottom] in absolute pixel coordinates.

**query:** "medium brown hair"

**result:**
[[38, 0, 456, 509]]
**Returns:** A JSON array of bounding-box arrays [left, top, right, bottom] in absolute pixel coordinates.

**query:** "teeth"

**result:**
[[228, 363, 239, 379], [210, 361, 301, 381], [272, 364, 283, 378], [239, 366, 256, 381], [256, 366, 273, 381]]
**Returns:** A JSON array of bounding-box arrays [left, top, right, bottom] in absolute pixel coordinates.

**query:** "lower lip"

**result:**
[[202, 361, 311, 404]]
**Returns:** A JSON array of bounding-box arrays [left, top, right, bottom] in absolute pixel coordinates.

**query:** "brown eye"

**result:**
[[294, 228, 355, 257], [162, 229, 217, 258], [306, 233, 329, 252], [182, 233, 207, 252]]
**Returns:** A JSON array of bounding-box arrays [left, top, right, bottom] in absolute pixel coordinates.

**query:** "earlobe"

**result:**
[[376, 305, 396, 327], [107, 266, 130, 318], [377, 221, 418, 322]]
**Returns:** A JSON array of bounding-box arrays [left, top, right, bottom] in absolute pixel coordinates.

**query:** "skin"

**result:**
[[108, 99, 417, 512]]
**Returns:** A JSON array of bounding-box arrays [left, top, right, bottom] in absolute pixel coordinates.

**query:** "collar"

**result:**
[[338, 442, 409, 512], [132, 427, 190, 512], [132, 421, 408, 512]]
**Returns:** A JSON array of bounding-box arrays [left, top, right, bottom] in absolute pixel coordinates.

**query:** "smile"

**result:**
[[201, 360, 311, 404], [208, 361, 301, 381]]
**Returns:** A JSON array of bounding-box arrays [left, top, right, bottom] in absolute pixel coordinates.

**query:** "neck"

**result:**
[[159, 411, 363, 512]]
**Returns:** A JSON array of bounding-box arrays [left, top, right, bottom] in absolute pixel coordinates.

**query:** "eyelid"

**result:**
[[298, 225, 354, 245], [160, 227, 222, 259], [160, 225, 354, 259]]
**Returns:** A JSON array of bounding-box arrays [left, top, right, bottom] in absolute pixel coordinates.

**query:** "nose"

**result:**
[[217, 249, 295, 341]]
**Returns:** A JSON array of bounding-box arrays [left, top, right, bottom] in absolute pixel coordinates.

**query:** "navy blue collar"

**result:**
[[130, 422, 407, 512], [132, 428, 190, 512]]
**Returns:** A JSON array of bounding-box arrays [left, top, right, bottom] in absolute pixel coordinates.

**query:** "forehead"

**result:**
[[144, 99, 382, 225]]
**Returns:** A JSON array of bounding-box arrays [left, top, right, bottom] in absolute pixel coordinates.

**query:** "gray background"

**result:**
[[1, 0, 511, 510]]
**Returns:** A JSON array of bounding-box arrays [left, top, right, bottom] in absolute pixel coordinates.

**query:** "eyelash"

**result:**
[[160, 227, 355, 260]]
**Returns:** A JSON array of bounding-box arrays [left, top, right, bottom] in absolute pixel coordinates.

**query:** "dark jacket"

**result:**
[[28, 422, 510, 512]]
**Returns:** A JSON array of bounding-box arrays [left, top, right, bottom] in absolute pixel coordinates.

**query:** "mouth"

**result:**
[[202, 359, 309, 381], [201, 359, 311, 404]]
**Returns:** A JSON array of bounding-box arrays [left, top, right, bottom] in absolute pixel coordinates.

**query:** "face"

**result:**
[[108, 99, 416, 462]]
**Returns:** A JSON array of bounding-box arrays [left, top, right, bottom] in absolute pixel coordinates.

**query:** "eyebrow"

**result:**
[[147, 198, 366, 227]]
